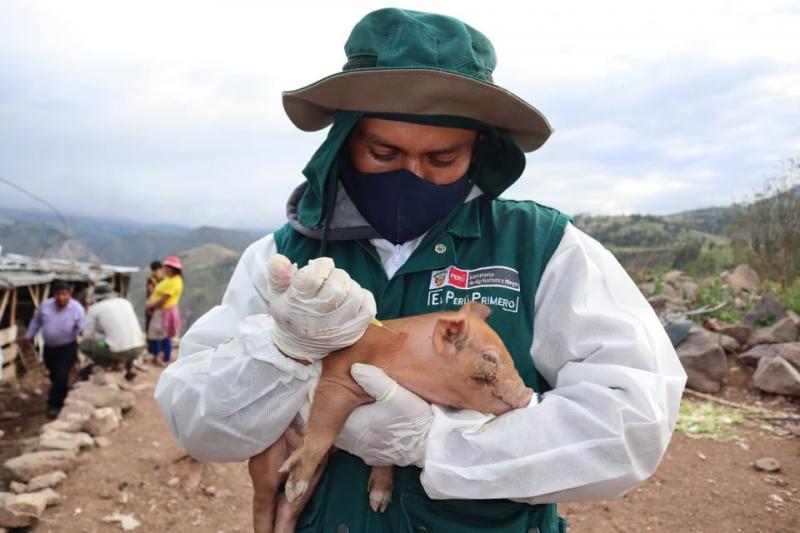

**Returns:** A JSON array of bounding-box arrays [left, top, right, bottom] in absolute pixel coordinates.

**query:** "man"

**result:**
[[155, 9, 687, 532], [145, 260, 163, 334], [80, 283, 146, 380], [23, 280, 85, 418]]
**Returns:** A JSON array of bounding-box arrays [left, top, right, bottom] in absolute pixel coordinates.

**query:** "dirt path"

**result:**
[[27, 366, 800, 533], [31, 364, 254, 533]]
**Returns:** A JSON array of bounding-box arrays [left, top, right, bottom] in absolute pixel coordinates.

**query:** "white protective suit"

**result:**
[[154, 222, 687, 503]]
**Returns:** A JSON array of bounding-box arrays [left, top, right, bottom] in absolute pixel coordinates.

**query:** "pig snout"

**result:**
[[493, 378, 534, 412], [510, 386, 534, 409]]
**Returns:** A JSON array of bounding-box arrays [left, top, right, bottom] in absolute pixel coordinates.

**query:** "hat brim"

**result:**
[[94, 292, 119, 301], [282, 69, 552, 153]]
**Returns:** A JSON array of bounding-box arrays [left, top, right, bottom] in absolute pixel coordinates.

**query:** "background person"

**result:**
[[145, 260, 163, 333], [80, 283, 146, 380], [22, 280, 85, 418], [147, 255, 183, 365]]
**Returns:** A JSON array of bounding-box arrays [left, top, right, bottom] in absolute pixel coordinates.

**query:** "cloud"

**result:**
[[0, 0, 799, 230]]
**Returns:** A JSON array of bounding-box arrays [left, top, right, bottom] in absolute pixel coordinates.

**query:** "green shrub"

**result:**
[[692, 277, 743, 323], [683, 246, 736, 278], [762, 278, 800, 314]]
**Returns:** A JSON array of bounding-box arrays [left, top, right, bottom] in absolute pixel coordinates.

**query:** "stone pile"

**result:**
[[0, 369, 135, 529], [642, 265, 800, 396]]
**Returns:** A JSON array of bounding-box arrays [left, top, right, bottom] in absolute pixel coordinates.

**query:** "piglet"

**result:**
[[248, 257, 533, 533]]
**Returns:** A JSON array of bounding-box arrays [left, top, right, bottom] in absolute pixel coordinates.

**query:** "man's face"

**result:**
[[54, 289, 71, 308], [348, 117, 478, 185]]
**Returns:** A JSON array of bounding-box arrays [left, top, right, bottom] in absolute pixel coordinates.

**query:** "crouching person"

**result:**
[[80, 283, 146, 380]]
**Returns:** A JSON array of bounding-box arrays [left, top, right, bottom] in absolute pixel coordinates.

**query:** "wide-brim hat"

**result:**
[[282, 8, 552, 153], [92, 283, 118, 301], [163, 255, 183, 271]]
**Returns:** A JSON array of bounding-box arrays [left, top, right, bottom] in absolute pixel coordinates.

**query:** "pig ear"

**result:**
[[462, 301, 491, 321], [432, 315, 469, 356]]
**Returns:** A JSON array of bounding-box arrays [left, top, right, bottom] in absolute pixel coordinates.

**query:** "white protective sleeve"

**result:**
[[154, 234, 320, 462], [419, 224, 687, 503]]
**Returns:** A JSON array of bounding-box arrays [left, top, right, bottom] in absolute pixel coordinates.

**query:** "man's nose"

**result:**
[[404, 159, 426, 181]]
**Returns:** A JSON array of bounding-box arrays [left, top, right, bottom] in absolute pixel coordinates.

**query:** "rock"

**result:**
[[90, 370, 129, 390], [3, 451, 77, 482], [59, 399, 96, 419], [202, 485, 216, 496], [676, 328, 728, 392], [662, 270, 698, 302], [638, 282, 656, 297], [94, 436, 112, 448], [102, 512, 141, 530], [67, 382, 134, 410], [26, 471, 67, 492], [8, 482, 26, 494], [41, 416, 87, 433], [718, 324, 753, 345], [754, 457, 781, 472], [38, 430, 94, 452], [702, 318, 725, 332], [753, 356, 800, 396], [6, 492, 47, 517], [0, 508, 33, 528], [0, 412, 21, 420], [167, 477, 180, 487], [648, 295, 672, 314], [711, 332, 741, 354], [739, 342, 800, 367], [34, 488, 61, 507], [743, 294, 788, 327], [82, 407, 121, 436], [748, 318, 799, 347], [788, 310, 800, 328], [727, 264, 760, 295]]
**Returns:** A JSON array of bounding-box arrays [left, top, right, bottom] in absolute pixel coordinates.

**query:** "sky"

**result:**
[[1, 0, 799, 230]]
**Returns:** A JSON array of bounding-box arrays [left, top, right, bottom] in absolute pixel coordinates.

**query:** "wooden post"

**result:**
[[10, 287, 17, 325], [0, 289, 9, 325], [29, 284, 40, 310]]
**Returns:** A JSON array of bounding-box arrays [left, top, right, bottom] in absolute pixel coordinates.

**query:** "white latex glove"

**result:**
[[335, 363, 433, 468], [267, 254, 377, 362]]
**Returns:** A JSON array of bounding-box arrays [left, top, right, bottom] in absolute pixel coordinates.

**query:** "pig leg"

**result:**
[[273, 453, 329, 533], [368, 465, 394, 513], [248, 435, 288, 533], [279, 378, 370, 502]]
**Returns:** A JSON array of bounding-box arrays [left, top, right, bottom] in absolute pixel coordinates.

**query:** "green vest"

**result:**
[[275, 195, 570, 533]]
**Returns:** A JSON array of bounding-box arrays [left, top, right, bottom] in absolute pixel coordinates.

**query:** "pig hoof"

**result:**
[[285, 479, 308, 502], [278, 454, 301, 475], [369, 489, 391, 513]]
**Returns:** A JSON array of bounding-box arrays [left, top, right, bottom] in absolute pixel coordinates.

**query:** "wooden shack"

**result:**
[[0, 254, 138, 383]]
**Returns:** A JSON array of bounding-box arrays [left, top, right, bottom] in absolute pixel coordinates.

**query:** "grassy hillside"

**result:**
[[129, 243, 241, 332], [573, 208, 736, 275]]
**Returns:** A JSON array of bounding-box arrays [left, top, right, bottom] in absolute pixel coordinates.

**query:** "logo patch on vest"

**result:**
[[427, 265, 521, 312]]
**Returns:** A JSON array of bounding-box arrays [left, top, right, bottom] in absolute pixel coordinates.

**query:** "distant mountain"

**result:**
[[90, 225, 261, 266], [0, 207, 265, 266], [0, 207, 188, 237]]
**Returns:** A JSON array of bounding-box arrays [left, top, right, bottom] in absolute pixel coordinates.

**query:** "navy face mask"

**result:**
[[339, 162, 471, 245]]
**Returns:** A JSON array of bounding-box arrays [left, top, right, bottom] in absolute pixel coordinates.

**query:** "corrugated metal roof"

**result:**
[[0, 270, 55, 288], [0, 253, 137, 288]]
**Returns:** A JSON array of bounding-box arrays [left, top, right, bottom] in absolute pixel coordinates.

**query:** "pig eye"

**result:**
[[481, 352, 499, 365]]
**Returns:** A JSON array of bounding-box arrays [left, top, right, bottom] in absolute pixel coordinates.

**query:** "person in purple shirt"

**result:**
[[22, 281, 86, 418]]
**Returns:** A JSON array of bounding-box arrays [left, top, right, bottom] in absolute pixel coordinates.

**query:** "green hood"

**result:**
[[292, 111, 527, 234]]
